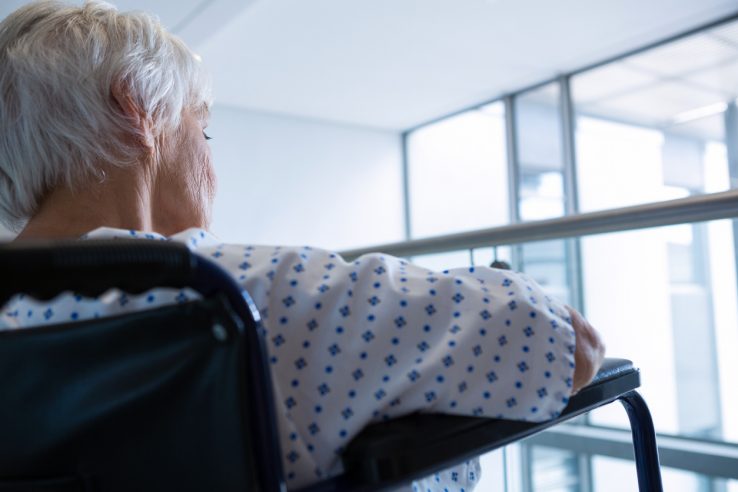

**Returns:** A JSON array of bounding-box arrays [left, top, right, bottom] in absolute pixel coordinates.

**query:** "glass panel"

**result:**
[[529, 445, 582, 491], [582, 219, 738, 444], [572, 20, 738, 213], [410, 250, 472, 272], [406, 102, 509, 239], [515, 83, 565, 221], [477, 239, 573, 306], [472, 246, 513, 270], [593, 456, 712, 492], [513, 84, 575, 306], [526, 446, 738, 491], [520, 239, 572, 305]]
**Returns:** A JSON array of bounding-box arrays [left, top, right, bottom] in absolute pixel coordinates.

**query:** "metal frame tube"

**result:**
[[725, 104, 738, 306], [559, 75, 585, 313], [400, 131, 413, 241], [559, 76, 580, 217], [504, 95, 523, 272], [727, 102, 738, 189], [504, 96, 521, 225], [620, 391, 664, 492], [339, 189, 738, 260]]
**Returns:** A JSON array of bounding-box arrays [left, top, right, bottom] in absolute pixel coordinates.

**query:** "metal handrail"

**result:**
[[339, 189, 738, 260]]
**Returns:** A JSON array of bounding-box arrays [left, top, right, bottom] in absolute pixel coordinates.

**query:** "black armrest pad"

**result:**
[[341, 358, 638, 489], [591, 358, 633, 385]]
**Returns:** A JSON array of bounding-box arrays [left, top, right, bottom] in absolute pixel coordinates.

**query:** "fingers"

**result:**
[[566, 306, 606, 395]]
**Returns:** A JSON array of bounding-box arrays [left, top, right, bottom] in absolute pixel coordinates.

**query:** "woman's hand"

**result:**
[[566, 306, 606, 394]]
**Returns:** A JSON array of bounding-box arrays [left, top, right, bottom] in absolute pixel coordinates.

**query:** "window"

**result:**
[[398, 15, 738, 492], [572, 22, 738, 213], [581, 220, 738, 445], [406, 102, 509, 238], [514, 84, 575, 305], [516, 84, 566, 221], [570, 21, 738, 449]]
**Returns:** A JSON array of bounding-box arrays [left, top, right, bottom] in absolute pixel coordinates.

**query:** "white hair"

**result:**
[[0, 0, 212, 231]]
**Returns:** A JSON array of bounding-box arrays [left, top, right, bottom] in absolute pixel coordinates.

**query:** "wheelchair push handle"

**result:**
[[0, 240, 197, 305]]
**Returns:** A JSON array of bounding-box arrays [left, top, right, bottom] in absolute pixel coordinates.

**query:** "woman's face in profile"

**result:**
[[155, 107, 217, 231]]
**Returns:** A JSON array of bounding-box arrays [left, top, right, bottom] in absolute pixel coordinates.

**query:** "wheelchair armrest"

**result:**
[[340, 358, 638, 489]]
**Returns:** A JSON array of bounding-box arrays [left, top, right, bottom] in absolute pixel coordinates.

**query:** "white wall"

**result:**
[[207, 105, 405, 251], [1, 105, 403, 248]]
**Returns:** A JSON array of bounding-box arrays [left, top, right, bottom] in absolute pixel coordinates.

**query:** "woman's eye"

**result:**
[[203, 131, 212, 141]]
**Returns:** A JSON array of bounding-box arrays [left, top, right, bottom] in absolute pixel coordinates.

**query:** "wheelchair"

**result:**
[[0, 240, 663, 491]]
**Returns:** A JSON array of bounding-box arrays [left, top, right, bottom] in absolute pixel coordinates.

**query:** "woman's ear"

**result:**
[[110, 80, 155, 154]]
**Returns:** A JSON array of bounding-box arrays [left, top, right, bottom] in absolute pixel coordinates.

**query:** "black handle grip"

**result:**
[[0, 240, 197, 305]]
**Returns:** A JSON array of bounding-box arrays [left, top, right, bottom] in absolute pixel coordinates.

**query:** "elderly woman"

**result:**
[[0, 1, 605, 490]]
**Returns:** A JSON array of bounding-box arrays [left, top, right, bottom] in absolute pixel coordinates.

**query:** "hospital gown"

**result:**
[[0, 227, 576, 491]]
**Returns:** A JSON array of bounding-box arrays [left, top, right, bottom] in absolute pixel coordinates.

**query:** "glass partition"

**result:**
[[410, 249, 473, 271], [406, 102, 509, 239], [581, 219, 738, 444], [592, 457, 725, 492], [526, 439, 738, 492], [530, 446, 581, 491], [399, 15, 738, 492], [572, 21, 738, 213], [511, 218, 738, 489], [403, 215, 738, 448], [515, 83, 566, 221]]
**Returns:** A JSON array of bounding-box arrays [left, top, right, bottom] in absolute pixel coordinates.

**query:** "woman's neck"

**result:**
[[15, 170, 156, 241]]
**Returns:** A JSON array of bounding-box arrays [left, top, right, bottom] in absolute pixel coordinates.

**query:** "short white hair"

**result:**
[[0, 0, 212, 231]]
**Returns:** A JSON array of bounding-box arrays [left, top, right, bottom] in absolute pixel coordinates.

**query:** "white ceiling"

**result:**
[[569, 22, 738, 141], [2, 0, 738, 130]]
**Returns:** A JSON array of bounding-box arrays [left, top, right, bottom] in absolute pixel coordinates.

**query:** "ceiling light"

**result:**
[[672, 101, 727, 125]]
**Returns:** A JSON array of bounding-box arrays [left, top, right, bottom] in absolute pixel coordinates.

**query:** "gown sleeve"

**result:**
[[198, 242, 577, 481]]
